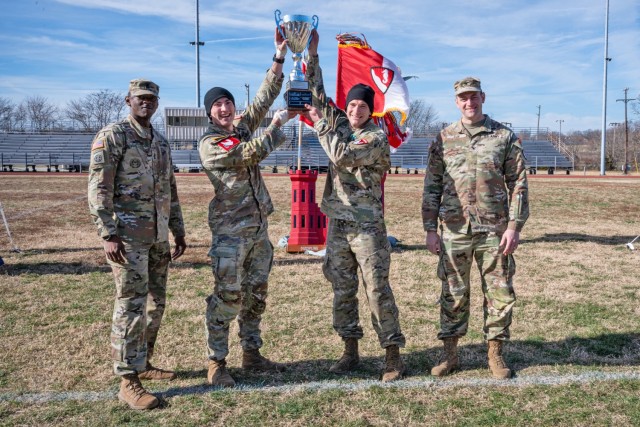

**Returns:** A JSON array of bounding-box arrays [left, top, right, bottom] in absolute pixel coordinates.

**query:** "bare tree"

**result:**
[[0, 97, 15, 131], [13, 103, 27, 132], [65, 90, 126, 131], [405, 99, 439, 136], [25, 96, 59, 131]]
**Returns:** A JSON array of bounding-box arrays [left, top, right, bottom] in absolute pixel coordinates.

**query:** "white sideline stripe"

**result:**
[[6, 195, 86, 221], [2, 371, 640, 404]]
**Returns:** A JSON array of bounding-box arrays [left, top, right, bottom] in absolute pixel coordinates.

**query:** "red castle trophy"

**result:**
[[286, 168, 327, 253]]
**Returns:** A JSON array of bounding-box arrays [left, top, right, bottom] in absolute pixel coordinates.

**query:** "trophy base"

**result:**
[[284, 88, 312, 111]]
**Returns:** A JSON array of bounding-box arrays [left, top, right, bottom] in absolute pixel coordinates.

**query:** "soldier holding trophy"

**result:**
[[301, 30, 407, 383], [198, 25, 296, 388]]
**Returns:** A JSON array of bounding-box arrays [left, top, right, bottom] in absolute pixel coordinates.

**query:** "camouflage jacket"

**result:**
[[198, 69, 285, 235], [422, 116, 529, 234], [306, 55, 389, 222], [88, 114, 185, 243]]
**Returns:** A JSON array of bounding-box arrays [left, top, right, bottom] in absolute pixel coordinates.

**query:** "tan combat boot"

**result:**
[[118, 374, 159, 410], [487, 340, 512, 379], [207, 359, 236, 387], [138, 362, 177, 381], [431, 337, 459, 377], [381, 345, 406, 382], [242, 349, 286, 372], [329, 338, 360, 374]]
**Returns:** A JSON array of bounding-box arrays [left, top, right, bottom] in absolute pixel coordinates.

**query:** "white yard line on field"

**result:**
[[4, 195, 86, 221], [2, 370, 640, 404]]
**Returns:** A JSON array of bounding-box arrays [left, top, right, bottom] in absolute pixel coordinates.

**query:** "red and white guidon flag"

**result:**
[[336, 34, 410, 124], [335, 33, 411, 149]]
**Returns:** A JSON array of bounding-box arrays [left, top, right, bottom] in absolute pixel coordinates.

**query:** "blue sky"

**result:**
[[1, 0, 638, 132]]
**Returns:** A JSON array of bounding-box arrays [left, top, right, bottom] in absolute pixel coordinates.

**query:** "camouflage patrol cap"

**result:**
[[454, 77, 482, 95], [129, 79, 160, 97]]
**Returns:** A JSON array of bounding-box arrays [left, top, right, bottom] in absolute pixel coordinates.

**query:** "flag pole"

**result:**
[[297, 120, 303, 171]]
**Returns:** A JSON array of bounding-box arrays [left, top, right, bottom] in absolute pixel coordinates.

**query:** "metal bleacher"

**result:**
[[522, 139, 574, 172], [0, 126, 573, 174], [0, 133, 92, 172]]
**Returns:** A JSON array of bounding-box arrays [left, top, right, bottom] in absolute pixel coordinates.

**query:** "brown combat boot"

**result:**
[[138, 362, 177, 381], [431, 337, 460, 377], [487, 340, 512, 379], [329, 338, 360, 374], [118, 374, 159, 410], [381, 345, 406, 382], [207, 359, 236, 387], [242, 349, 286, 372]]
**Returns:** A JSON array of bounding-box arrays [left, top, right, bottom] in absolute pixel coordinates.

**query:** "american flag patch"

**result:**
[[353, 138, 369, 145], [91, 139, 105, 151]]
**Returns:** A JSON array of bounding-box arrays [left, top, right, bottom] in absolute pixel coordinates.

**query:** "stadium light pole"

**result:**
[[600, 0, 611, 175], [556, 119, 564, 144], [244, 84, 250, 109], [190, 0, 205, 108], [536, 105, 541, 140]]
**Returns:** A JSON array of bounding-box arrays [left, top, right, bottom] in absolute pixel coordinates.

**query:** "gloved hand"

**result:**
[[271, 109, 293, 127]]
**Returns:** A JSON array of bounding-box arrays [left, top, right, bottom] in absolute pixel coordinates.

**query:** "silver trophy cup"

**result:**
[[274, 10, 319, 110]]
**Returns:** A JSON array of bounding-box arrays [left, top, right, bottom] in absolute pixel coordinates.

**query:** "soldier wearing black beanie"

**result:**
[[345, 83, 375, 115], [203, 87, 235, 121]]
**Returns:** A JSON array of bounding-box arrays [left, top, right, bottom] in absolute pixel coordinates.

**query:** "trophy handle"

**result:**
[[274, 10, 286, 39], [305, 15, 320, 51]]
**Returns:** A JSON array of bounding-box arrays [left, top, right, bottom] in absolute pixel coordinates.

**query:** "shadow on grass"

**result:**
[[396, 233, 637, 252], [1, 261, 110, 275], [521, 233, 637, 246], [160, 332, 640, 396]]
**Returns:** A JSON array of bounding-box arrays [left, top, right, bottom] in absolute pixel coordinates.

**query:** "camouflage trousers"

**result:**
[[205, 226, 273, 361], [107, 240, 171, 376], [436, 227, 516, 341], [323, 219, 405, 348]]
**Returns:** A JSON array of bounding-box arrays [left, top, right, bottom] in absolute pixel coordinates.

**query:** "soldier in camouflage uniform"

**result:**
[[88, 79, 187, 410], [198, 29, 295, 388], [301, 32, 406, 383], [422, 77, 529, 379]]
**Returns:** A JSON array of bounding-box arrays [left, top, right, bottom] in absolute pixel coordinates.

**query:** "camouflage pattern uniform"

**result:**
[[306, 55, 405, 349], [198, 69, 286, 361], [422, 116, 529, 341], [88, 114, 185, 376]]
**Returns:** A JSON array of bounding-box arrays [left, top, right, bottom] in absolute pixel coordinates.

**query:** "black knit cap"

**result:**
[[345, 83, 375, 114], [204, 87, 235, 117]]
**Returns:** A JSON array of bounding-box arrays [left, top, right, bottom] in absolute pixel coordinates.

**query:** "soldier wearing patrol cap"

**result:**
[[88, 78, 187, 410], [422, 76, 529, 379], [301, 31, 406, 383], [198, 28, 296, 388]]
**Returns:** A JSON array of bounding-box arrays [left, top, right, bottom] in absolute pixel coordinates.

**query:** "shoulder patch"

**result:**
[[92, 150, 105, 164], [217, 137, 241, 151], [91, 138, 105, 151], [352, 136, 372, 146]]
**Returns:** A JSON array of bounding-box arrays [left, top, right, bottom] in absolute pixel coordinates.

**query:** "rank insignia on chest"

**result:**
[[217, 137, 241, 151], [92, 150, 105, 164], [130, 158, 142, 168]]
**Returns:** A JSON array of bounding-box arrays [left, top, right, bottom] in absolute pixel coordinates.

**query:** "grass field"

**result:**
[[0, 172, 639, 426]]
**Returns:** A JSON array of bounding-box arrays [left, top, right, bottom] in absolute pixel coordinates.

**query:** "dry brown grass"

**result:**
[[0, 172, 639, 425]]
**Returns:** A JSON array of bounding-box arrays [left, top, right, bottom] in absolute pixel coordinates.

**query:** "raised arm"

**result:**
[[239, 28, 287, 132]]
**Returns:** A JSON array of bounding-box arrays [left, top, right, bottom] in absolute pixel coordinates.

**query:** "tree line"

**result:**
[[0, 91, 130, 133]]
